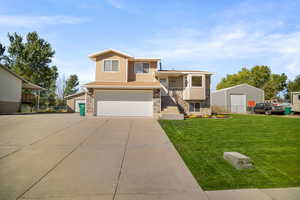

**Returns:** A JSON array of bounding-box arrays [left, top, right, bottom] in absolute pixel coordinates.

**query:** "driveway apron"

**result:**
[[0, 115, 207, 200]]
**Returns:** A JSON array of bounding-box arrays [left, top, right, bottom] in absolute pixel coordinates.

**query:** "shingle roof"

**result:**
[[157, 70, 213, 74], [88, 49, 133, 60], [212, 84, 264, 93]]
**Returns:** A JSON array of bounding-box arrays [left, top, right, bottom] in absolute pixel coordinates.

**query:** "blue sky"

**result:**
[[1, 0, 300, 90]]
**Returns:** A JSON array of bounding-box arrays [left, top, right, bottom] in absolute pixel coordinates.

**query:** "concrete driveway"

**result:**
[[0, 114, 208, 200]]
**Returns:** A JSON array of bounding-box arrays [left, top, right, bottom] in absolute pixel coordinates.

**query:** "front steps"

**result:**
[[160, 106, 184, 120]]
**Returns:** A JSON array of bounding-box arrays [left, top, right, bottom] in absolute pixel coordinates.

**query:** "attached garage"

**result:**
[[211, 84, 264, 113], [95, 90, 153, 117]]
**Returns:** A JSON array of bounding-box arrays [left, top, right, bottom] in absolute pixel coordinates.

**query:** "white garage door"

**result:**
[[96, 90, 153, 117], [230, 94, 246, 113], [75, 100, 85, 112]]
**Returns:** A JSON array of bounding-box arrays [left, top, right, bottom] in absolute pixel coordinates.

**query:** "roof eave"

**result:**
[[84, 85, 161, 89]]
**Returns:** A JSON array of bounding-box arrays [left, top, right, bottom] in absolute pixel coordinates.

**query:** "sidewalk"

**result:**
[[206, 187, 300, 200]]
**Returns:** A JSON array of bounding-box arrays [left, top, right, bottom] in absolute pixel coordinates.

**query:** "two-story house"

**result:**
[[81, 49, 213, 119]]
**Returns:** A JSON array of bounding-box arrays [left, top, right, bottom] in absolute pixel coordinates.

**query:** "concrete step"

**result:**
[[163, 106, 179, 111], [163, 109, 180, 112]]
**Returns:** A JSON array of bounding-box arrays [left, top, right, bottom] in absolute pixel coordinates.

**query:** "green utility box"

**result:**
[[79, 103, 85, 116], [284, 107, 292, 115]]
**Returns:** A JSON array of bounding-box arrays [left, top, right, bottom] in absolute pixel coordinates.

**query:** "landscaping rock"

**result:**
[[223, 152, 253, 169]]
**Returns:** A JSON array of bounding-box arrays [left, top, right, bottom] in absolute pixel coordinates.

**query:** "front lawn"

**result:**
[[159, 114, 300, 190]]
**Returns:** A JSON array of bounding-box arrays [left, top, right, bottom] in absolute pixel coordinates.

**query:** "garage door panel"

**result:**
[[96, 91, 153, 117], [230, 94, 246, 113]]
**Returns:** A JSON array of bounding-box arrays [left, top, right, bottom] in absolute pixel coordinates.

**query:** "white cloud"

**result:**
[[105, 0, 124, 9], [0, 15, 87, 28], [104, 0, 141, 14], [124, 1, 300, 87]]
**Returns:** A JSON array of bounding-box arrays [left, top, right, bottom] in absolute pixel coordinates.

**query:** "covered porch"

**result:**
[[155, 70, 207, 100]]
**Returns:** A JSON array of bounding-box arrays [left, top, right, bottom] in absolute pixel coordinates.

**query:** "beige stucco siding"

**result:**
[[186, 88, 206, 100], [95, 52, 127, 82], [183, 75, 206, 100], [128, 61, 157, 82], [0, 67, 22, 102]]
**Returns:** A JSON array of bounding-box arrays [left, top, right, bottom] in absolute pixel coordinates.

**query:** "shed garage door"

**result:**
[[230, 94, 246, 113], [96, 90, 153, 117], [75, 100, 85, 112]]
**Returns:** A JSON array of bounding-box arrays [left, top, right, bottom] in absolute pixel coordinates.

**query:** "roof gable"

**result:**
[[88, 49, 133, 60]]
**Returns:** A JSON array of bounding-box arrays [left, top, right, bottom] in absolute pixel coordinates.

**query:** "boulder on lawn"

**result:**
[[223, 152, 253, 169]]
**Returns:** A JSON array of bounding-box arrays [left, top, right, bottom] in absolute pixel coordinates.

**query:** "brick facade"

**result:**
[[153, 89, 161, 114], [86, 89, 95, 116]]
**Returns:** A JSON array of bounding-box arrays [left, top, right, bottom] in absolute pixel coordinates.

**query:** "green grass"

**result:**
[[159, 114, 300, 190]]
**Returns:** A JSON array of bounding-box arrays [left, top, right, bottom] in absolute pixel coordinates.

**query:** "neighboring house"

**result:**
[[0, 65, 44, 114], [65, 91, 85, 112], [211, 84, 264, 114], [67, 49, 213, 118], [291, 92, 300, 112]]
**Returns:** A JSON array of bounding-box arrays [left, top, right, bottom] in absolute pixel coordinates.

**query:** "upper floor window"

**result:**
[[134, 62, 150, 74], [191, 76, 203, 87], [103, 60, 119, 72]]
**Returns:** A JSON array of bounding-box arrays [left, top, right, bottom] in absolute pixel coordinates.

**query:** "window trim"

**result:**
[[134, 62, 150, 74], [103, 59, 120, 72], [189, 102, 200, 112]]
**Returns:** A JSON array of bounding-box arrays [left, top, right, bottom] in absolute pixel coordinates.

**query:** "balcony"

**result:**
[[22, 93, 36, 103]]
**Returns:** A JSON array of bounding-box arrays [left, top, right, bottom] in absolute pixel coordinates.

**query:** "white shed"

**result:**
[[211, 84, 264, 113], [291, 92, 300, 112]]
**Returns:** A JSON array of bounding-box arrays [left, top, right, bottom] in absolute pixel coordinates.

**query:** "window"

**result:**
[[189, 103, 200, 112], [103, 60, 119, 72], [298, 95, 300, 100], [191, 76, 202, 87], [134, 62, 150, 73]]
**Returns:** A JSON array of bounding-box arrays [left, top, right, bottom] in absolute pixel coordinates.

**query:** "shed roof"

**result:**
[[212, 84, 264, 93], [64, 91, 85, 100]]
